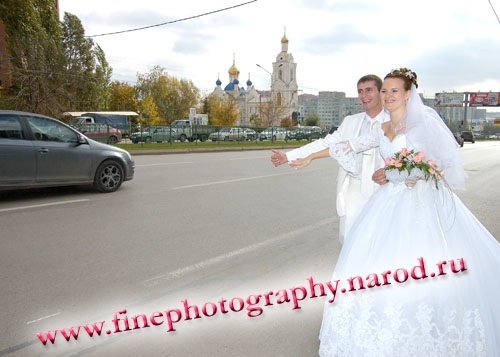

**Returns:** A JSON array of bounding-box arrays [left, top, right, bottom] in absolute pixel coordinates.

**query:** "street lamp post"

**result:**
[[256, 64, 276, 142]]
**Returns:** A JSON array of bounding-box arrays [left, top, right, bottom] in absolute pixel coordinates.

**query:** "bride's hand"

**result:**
[[290, 156, 312, 170]]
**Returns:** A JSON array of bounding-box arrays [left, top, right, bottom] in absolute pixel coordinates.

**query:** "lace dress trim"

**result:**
[[319, 295, 486, 357]]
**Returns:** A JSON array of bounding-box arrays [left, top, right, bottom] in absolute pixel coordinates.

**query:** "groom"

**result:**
[[271, 74, 388, 243]]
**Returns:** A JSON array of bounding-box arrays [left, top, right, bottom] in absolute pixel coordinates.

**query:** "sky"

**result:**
[[58, 0, 500, 100]]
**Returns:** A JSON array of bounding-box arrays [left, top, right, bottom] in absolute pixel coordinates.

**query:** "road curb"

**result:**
[[128, 145, 302, 156]]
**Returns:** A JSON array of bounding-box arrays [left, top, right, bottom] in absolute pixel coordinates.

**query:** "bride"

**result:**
[[291, 68, 500, 356]]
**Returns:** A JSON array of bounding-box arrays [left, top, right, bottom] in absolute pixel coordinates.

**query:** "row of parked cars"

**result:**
[[130, 125, 325, 143]]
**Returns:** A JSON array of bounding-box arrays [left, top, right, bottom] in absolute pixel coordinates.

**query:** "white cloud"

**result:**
[[59, 0, 500, 97]]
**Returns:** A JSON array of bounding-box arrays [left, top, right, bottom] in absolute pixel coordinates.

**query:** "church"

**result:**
[[211, 30, 299, 127]]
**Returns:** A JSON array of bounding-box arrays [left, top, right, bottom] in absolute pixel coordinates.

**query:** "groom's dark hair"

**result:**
[[357, 75, 382, 91]]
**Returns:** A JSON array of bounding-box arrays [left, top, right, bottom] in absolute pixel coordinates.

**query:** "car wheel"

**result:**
[[200, 135, 208, 142], [472, 140, 475, 143], [108, 136, 118, 144], [145, 136, 152, 144], [94, 160, 124, 193], [224, 136, 229, 142], [179, 134, 187, 142]]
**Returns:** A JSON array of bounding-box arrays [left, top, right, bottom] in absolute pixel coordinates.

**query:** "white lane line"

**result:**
[[136, 162, 193, 167], [229, 156, 268, 161], [26, 312, 61, 325], [0, 199, 90, 213], [171, 168, 321, 190], [143, 216, 334, 287]]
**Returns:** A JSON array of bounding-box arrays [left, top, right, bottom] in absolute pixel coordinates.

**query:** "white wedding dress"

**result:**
[[318, 127, 500, 356]]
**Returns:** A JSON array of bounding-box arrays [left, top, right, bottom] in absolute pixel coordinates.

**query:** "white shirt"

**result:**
[[351, 109, 388, 152], [359, 110, 387, 137]]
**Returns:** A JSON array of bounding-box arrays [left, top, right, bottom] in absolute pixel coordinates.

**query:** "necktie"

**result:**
[[360, 119, 378, 197]]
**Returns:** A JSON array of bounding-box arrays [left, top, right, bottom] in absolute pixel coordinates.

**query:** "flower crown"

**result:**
[[388, 68, 418, 88]]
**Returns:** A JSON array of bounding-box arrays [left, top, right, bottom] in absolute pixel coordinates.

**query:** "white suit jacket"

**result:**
[[286, 111, 386, 217]]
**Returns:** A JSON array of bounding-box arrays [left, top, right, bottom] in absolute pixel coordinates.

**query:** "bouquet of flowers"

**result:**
[[385, 148, 444, 189]]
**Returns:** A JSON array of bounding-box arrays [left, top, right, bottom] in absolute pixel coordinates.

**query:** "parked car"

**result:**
[[454, 132, 464, 147], [209, 127, 232, 142], [78, 123, 122, 144], [303, 126, 322, 140], [293, 126, 322, 141], [130, 126, 176, 143], [227, 127, 257, 141], [285, 128, 299, 140], [0, 111, 134, 192], [258, 127, 287, 141], [461, 130, 475, 143]]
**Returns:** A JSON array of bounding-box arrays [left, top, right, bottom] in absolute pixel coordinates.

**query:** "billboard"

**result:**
[[470, 92, 500, 107], [434, 93, 464, 107], [494, 118, 500, 126]]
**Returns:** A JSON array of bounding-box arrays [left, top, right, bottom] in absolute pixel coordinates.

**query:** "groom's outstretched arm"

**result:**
[[289, 128, 347, 162]]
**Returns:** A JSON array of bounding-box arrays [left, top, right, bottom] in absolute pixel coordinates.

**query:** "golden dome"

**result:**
[[228, 54, 240, 76], [281, 27, 288, 43]]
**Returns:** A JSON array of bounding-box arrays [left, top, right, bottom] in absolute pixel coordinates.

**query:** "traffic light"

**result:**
[[461, 120, 464, 125]]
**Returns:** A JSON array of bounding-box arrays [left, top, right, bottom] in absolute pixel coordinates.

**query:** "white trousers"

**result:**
[[338, 179, 370, 244]]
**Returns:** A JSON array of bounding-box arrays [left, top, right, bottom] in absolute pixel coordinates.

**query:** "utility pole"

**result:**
[[256, 63, 275, 141], [463, 92, 469, 130]]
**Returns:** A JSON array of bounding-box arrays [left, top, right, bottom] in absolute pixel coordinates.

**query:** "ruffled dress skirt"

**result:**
[[318, 178, 500, 356]]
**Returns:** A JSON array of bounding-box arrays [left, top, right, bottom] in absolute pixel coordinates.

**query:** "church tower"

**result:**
[[271, 28, 298, 119]]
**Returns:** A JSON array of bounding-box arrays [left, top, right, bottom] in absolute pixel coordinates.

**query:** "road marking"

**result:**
[[0, 199, 90, 213], [171, 168, 321, 190], [26, 312, 61, 325], [229, 156, 268, 161], [136, 162, 192, 167], [142, 216, 334, 287]]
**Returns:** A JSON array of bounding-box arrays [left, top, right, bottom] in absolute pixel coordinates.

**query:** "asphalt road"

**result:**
[[0, 141, 499, 356]]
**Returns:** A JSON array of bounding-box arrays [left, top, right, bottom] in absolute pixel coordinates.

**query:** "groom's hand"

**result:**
[[271, 149, 288, 167], [372, 168, 388, 185]]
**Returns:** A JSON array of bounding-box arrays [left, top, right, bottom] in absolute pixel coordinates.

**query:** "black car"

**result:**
[[461, 131, 475, 143]]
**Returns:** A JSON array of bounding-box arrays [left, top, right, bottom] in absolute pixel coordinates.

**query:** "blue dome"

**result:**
[[216, 79, 222, 86], [224, 82, 235, 91], [233, 78, 239, 85], [246, 79, 252, 86]]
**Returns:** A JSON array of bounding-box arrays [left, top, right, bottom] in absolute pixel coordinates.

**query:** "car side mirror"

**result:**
[[77, 134, 88, 145]]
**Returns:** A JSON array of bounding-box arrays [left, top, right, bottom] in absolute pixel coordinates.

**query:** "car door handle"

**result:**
[[38, 148, 49, 153]]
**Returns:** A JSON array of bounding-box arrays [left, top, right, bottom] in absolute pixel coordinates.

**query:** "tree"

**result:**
[[109, 81, 138, 111], [0, 0, 66, 116], [92, 44, 112, 109], [138, 96, 162, 125], [0, 3, 112, 116], [258, 100, 289, 127], [61, 13, 111, 111], [206, 94, 239, 126], [249, 113, 261, 127], [135, 66, 199, 123], [305, 112, 321, 126], [280, 117, 293, 128]]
